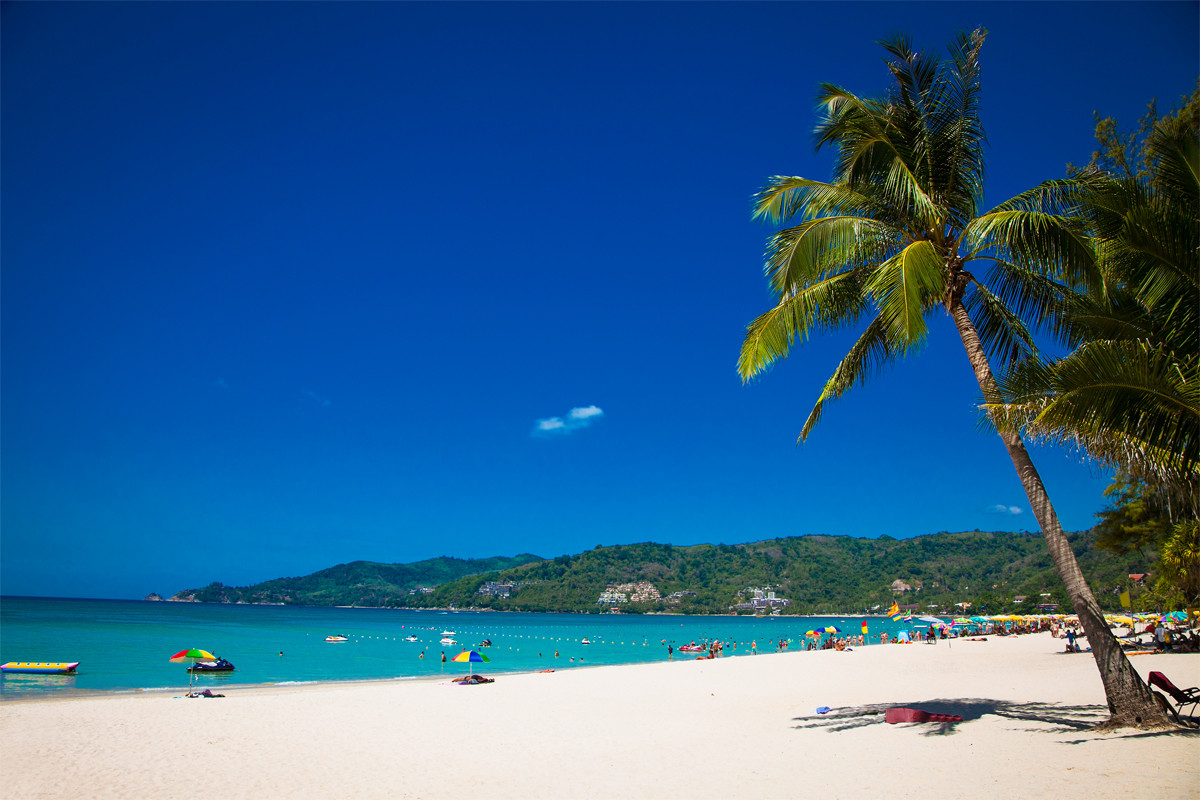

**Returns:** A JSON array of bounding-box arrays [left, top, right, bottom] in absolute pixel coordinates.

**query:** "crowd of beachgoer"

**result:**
[[1113, 620, 1200, 653], [650, 616, 1199, 660]]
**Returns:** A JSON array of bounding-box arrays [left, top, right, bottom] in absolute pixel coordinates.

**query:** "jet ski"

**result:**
[[187, 658, 235, 673]]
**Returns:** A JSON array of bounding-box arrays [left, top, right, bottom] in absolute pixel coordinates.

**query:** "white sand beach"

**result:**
[[2, 632, 1197, 800]]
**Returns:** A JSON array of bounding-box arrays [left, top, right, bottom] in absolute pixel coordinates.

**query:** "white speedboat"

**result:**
[[404, 635, 419, 642], [440, 637, 457, 645]]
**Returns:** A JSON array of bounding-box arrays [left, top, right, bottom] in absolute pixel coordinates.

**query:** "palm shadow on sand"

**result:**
[[793, 698, 1117, 738]]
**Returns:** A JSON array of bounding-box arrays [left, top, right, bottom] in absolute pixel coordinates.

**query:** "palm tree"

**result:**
[[993, 91, 1199, 606], [738, 29, 1169, 727]]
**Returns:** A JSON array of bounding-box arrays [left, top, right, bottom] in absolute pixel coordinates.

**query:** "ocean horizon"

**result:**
[[0, 596, 944, 699]]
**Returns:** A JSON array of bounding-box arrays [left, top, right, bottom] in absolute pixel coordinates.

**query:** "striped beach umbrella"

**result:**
[[451, 650, 491, 665], [169, 648, 216, 695]]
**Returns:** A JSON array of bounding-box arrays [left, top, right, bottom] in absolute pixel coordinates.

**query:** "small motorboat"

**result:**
[[440, 630, 456, 637], [476, 639, 492, 648], [325, 635, 349, 643], [440, 637, 457, 645], [1, 661, 79, 675], [187, 658, 235, 673], [581, 638, 591, 645], [404, 635, 419, 642]]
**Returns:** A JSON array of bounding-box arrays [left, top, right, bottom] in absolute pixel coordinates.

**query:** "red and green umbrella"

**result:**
[[170, 648, 216, 663], [170, 648, 216, 694]]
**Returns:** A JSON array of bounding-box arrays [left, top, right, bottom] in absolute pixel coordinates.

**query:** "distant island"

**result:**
[[163, 529, 1149, 615]]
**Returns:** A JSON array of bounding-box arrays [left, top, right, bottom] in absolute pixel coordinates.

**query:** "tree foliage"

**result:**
[[998, 86, 1200, 606], [411, 531, 1143, 615]]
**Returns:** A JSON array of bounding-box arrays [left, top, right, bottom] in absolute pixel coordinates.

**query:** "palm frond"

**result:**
[[994, 339, 1200, 489], [761, 215, 897, 296], [751, 176, 878, 225], [964, 209, 1100, 293], [961, 277, 1039, 368], [970, 257, 1076, 343], [738, 271, 869, 381], [865, 240, 944, 344], [799, 316, 907, 441]]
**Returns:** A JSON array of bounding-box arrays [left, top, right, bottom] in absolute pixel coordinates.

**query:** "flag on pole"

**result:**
[[1119, 590, 1131, 609], [886, 601, 899, 617], [861, 620, 869, 636]]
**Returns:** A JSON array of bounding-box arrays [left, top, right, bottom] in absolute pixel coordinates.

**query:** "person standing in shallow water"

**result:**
[[441, 651, 446, 663]]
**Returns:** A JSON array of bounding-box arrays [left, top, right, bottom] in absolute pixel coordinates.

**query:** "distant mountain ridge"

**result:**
[[168, 554, 543, 606], [166, 529, 1150, 614], [411, 529, 1144, 614]]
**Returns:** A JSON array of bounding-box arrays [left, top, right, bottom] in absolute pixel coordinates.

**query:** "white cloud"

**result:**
[[568, 405, 603, 421], [985, 504, 1024, 515], [533, 405, 605, 436]]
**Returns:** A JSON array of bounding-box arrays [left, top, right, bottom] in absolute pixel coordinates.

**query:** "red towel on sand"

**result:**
[[884, 708, 962, 724]]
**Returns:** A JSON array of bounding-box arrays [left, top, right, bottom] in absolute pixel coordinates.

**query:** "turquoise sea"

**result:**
[[0, 597, 941, 699]]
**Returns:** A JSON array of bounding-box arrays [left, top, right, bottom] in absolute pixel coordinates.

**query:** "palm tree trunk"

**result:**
[[947, 298, 1171, 728]]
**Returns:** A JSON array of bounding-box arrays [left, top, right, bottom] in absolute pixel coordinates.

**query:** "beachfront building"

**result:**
[[478, 580, 538, 599], [596, 582, 661, 606], [478, 581, 513, 598], [734, 587, 791, 612], [597, 589, 628, 605]]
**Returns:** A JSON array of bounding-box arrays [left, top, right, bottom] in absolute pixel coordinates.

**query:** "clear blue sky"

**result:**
[[3, 2, 1196, 600]]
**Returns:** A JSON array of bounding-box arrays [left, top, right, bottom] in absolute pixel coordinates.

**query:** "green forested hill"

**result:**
[[412, 530, 1150, 614], [170, 529, 1152, 613], [169, 554, 543, 606]]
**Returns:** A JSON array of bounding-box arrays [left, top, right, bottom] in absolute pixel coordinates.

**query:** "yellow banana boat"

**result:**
[[1, 662, 79, 674]]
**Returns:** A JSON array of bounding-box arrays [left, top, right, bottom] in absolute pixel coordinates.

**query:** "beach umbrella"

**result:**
[[823, 626, 842, 634], [451, 650, 491, 667], [169, 648, 216, 695]]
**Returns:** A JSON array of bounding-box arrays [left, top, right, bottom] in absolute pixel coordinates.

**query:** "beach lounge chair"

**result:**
[[1147, 671, 1199, 724]]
